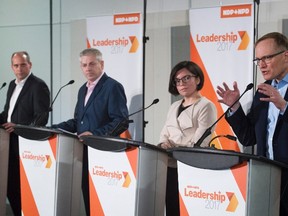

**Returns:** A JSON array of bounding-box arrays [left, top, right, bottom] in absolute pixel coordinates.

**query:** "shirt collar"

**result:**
[[86, 71, 104, 87], [15, 72, 31, 86]]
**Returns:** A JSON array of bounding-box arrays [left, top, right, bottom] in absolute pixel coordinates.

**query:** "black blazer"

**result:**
[[226, 80, 288, 164], [0, 73, 50, 126]]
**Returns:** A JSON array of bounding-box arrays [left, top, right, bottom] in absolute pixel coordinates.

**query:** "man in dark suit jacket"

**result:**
[[216, 32, 288, 216], [52, 48, 129, 216], [0, 51, 50, 216]]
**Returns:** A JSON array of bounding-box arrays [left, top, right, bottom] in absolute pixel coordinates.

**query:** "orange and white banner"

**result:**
[[86, 13, 143, 140], [189, 4, 254, 151], [19, 136, 57, 216], [178, 161, 248, 215], [88, 147, 138, 215]]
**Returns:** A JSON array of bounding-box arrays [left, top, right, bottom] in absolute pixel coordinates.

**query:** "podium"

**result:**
[[81, 135, 168, 216], [170, 147, 287, 216], [13, 125, 83, 216], [0, 127, 9, 216]]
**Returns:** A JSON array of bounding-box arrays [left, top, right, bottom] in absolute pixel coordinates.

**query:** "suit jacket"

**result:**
[[0, 73, 50, 216], [159, 97, 217, 147], [0, 73, 50, 126], [226, 80, 288, 164], [53, 73, 128, 216], [54, 73, 128, 136]]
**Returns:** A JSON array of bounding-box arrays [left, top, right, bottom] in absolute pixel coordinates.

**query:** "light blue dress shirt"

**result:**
[[266, 74, 288, 159]]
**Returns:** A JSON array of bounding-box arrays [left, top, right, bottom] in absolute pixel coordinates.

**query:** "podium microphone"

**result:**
[[32, 80, 75, 126], [0, 82, 7, 91], [109, 98, 160, 136], [128, 98, 159, 117], [208, 134, 237, 148], [194, 83, 253, 148], [49, 80, 75, 111]]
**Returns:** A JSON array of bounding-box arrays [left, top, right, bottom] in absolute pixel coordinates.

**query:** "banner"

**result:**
[[19, 136, 57, 215], [178, 161, 248, 215], [86, 13, 143, 141], [189, 4, 254, 150], [18, 134, 82, 216], [88, 147, 138, 215]]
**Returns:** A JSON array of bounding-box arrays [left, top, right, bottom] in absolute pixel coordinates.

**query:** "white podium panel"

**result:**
[[0, 128, 9, 216], [83, 136, 168, 216], [172, 148, 283, 216], [178, 161, 247, 215], [15, 126, 83, 216], [88, 147, 138, 215]]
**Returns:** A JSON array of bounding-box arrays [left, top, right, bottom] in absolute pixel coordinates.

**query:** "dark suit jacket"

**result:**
[[0, 73, 50, 125], [53, 73, 128, 216], [226, 80, 288, 164], [54, 73, 128, 136], [0, 73, 50, 216]]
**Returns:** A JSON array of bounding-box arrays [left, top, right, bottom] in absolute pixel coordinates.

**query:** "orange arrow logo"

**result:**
[[238, 31, 250, 50], [129, 36, 139, 53], [45, 155, 52, 168], [226, 192, 239, 212], [122, 171, 131, 188]]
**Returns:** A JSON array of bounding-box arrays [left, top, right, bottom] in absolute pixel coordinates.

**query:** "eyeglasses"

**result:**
[[253, 50, 286, 66], [174, 75, 196, 86]]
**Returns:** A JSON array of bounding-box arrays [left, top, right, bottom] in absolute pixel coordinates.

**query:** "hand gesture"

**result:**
[[258, 83, 287, 112], [216, 81, 241, 111]]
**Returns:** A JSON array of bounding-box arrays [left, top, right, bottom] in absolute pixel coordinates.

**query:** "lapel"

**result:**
[[177, 98, 201, 130], [284, 86, 288, 101], [7, 81, 16, 101], [79, 73, 108, 118], [11, 74, 34, 112]]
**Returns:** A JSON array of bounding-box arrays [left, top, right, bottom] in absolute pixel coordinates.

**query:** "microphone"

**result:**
[[208, 134, 237, 148], [108, 98, 160, 136], [128, 98, 159, 117], [32, 80, 74, 126], [49, 80, 75, 111], [194, 83, 253, 148], [0, 82, 7, 91]]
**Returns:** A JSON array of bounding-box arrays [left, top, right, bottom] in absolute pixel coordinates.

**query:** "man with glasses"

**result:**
[[216, 32, 288, 216]]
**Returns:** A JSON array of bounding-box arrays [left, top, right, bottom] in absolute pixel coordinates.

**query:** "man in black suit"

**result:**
[[0, 51, 50, 216], [216, 32, 288, 216]]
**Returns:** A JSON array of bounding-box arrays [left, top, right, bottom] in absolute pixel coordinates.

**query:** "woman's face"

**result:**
[[174, 68, 200, 98]]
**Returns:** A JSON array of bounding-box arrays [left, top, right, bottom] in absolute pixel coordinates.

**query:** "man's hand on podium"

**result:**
[[2, 122, 16, 133]]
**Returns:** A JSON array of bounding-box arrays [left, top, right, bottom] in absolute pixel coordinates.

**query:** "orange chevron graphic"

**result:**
[[226, 192, 239, 212], [89, 173, 105, 216], [125, 147, 138, 178], [190, 35, 239, 151], [48, 135, 57, 159], [86, 38, 92, 48], [122, 171, 131, 188], [45, 155, 52, 168], [231, 162, 248, 201], [238, 31, 250, 50], [20, 160, 40, 215], [129, 36, 139, 53], [179, 193, 189, 216]]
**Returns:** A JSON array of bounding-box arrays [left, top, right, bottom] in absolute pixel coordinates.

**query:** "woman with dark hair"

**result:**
[[159, 61, 217, 215]]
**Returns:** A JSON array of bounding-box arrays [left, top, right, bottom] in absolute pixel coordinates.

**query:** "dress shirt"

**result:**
[[84, 72, 104, 106], [7, 73, 31, 122], [267, 75, 288, 159]]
